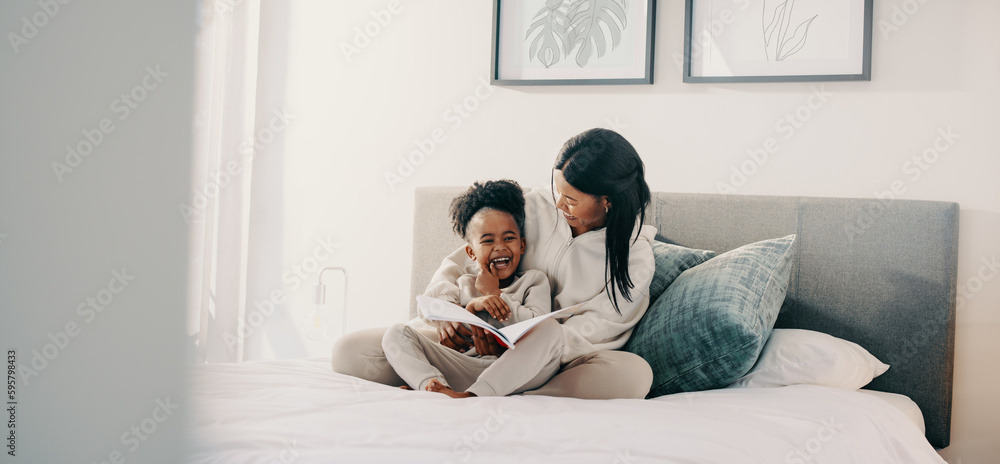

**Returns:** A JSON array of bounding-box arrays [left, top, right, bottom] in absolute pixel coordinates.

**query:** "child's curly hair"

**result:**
[[449, 179, 526, 240]]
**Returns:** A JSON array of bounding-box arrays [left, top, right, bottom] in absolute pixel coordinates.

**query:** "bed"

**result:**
[[186, 189, 958, 463]]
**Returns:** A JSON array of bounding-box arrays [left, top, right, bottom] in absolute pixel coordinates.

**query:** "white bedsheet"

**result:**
[[856, 389, 927, 435], [185, 358, 945, 464]]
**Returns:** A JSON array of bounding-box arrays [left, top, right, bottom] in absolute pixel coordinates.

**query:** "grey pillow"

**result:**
[[626, 235, 797, 398], [648, 240, 716, 303]]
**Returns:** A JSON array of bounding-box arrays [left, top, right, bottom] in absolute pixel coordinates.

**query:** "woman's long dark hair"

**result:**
[[552, 128, 651, 314]]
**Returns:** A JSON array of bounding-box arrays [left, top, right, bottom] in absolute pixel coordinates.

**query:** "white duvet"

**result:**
[[185, 358, 944, 464]]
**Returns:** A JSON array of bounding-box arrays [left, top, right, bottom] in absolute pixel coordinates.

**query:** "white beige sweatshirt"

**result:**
[[423, 269, 551, 326], [424, 188, 657, 364]]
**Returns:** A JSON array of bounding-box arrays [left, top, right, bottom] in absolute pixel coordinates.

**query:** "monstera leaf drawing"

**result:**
[[525, 0, 571, 68], [567, 0, 628, 67], [762, 0, 818, 61], [525, 0, 629, 68]]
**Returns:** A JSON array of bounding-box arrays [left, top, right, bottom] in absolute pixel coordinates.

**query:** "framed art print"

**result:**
[[491, 0, 656, 85], [683, 0, 873, 83]]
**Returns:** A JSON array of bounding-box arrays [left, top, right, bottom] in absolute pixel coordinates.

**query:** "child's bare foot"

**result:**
[[426, 379, 476, 398], [399, 385, 413, 390]]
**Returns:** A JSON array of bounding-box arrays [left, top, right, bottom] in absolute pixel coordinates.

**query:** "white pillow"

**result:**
[[728, 329, 890, 389]]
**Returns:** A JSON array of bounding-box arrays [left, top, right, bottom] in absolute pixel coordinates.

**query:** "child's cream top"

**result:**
[[423, 269, 551, 326]]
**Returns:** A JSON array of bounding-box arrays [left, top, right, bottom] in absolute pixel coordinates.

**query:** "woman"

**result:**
[[332, 128, 656, 399]]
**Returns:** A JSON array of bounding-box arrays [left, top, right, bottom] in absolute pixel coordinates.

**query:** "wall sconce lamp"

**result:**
[[310, 266, 348, 340]]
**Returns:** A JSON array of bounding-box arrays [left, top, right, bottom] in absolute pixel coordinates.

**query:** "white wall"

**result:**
[[276, 0, 999, 461]]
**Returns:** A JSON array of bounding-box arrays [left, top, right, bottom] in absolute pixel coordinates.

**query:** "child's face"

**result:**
[[464, 209, 525, 282]]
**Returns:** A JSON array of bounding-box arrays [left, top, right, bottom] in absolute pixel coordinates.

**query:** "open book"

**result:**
[[416, 295, 588, 349]]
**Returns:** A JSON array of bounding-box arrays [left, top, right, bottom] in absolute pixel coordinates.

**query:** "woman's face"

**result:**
[[553, 170, 609, 237]]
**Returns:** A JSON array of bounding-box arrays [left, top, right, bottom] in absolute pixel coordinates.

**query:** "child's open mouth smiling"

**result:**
[[490, 256, 512, 270]]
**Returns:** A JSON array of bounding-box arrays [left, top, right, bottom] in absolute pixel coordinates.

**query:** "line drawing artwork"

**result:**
[[525, 0, 629, 68], [762, 0, 818, 61]]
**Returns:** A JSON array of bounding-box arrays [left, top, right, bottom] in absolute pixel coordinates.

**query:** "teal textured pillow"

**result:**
[[648, 241, 716, 304], [625, 235, 796, 398]]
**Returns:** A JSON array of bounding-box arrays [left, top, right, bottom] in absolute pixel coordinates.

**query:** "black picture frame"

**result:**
[[683, 0, 873, 83], [491, 0, 656, 86]]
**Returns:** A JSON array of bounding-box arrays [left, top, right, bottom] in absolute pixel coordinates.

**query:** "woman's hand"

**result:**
[[466, 295, 510, 322], [474, 261, 503, 297], [435, 320, 473, 352], [471, 326, 507, 357]]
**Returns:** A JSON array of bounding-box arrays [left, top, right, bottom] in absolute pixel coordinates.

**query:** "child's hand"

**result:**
[[435, 321, 473, 352], [466, 295, 511, 322], [471, 326, 507, 357], [474, 260, 502, 297]]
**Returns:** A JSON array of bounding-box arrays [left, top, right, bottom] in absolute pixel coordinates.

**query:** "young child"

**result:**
[[382, 179, 563, 398]]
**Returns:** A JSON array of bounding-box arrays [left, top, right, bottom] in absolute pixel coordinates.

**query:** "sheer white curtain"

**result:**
[[186, 0, 277, 363]]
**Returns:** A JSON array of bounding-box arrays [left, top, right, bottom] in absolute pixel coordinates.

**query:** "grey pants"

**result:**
[[332, 324, 654, 399], [382, 319, 563, 397]]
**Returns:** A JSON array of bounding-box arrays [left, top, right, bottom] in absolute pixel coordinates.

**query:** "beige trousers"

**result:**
[[332, 324, 653, 399], [382, 319, 563, 397]]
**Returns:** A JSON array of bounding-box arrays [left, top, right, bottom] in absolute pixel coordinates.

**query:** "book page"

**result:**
[[415, 296, 509, 345], [495, 300, 588, 345], [416, 296, 591, 348]]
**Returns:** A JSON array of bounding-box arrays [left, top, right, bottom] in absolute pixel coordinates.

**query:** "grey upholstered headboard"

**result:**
[[409, 187, 959, 449]]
